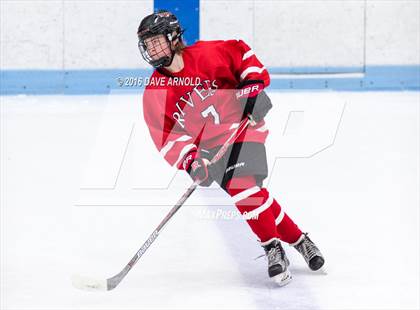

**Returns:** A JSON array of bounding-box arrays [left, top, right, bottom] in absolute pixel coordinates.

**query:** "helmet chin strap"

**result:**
[[156, 32, 181, 68], [159, 54, 174, 68]]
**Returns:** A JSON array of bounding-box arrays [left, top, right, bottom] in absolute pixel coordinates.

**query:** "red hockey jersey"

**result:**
[[143, 40, 270, 170]]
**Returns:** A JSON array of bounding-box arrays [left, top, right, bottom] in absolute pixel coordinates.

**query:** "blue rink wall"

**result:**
[[1, 65, 419, 95], [0, 65, 420, 95], [1, 0, 419, 95]]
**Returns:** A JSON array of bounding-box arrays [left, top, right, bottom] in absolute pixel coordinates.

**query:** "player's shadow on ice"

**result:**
[[288, 266, 328, 276]]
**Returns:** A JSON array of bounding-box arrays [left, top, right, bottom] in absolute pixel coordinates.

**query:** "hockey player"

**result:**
[[138, 10, 324, 286]]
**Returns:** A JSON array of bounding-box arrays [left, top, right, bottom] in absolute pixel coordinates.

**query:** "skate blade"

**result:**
[[272, 269, 292, 287], [317, 266, 328, 275]]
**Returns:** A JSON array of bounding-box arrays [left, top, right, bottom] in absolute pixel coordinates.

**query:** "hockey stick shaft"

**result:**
[[105, 117, 252, 290]]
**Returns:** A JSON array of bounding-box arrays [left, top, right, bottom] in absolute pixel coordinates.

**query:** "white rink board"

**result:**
[[1, 91, 419, 309], [1, 1, 419, 69]]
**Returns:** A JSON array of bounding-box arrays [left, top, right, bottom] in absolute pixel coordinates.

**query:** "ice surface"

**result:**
[[1, 91, 419, 309]]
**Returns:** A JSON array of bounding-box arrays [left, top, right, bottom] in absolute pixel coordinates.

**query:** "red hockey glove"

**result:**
[[236, 80, 272, 122], [182, 151, 212, 186]]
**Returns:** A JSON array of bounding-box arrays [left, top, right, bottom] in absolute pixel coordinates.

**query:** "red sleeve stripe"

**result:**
[[160, 135, 192, 157], [240, 66, 267, 80]]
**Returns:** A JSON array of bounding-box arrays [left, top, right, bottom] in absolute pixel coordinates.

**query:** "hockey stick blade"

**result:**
[[71, 274, 108, 291]]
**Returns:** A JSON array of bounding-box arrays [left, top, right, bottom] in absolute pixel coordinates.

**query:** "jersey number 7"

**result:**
[[201, 105, 220, 124]]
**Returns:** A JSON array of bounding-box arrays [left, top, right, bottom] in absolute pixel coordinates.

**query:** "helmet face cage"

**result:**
[[137, 11, 183, 68], [138, 33, 173, 68]]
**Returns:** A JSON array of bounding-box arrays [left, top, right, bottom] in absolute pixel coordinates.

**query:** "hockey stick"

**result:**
[[72, 116, 252, 291]]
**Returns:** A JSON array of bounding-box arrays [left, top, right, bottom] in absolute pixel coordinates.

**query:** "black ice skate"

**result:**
[[261, 238, 292, 286], [291, 233, 325, 271]]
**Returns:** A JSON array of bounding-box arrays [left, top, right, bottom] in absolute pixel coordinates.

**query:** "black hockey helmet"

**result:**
[[137, 10, 184, 68]]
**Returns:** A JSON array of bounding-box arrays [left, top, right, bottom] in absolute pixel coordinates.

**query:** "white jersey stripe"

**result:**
[[160, 135, 192, 157], [243, 196, 274, 220], [173, 143, 197, 168], [230, 123, 267, 133], [275, 209, 285, 225], [229, 123, 239, 130], [255, 124, 267, 132], [240, 66, 266, 80], [231, 186, 261, 203], [242, 50, 255, 60]]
